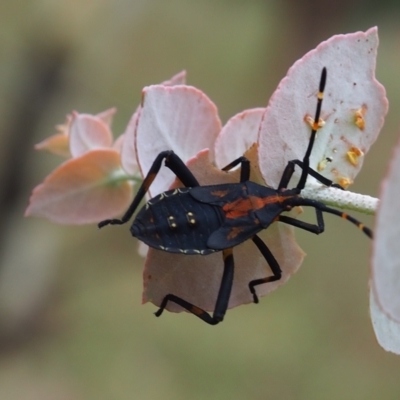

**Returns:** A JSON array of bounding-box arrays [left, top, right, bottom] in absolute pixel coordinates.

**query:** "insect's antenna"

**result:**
[[297, 67, 327, 190], [321, 204, 372, 238], [297, 198, 372, 238]]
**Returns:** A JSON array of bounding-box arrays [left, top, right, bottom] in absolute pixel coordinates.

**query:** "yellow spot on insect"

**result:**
[[186, 212, 196, 225], [354, 105, 367, 130], [305, 115, 325, 131], [168, 215, 177, 229], [317, 157, 333, 172], [337, 177, 353, 188], [346, 147, 364, 166]]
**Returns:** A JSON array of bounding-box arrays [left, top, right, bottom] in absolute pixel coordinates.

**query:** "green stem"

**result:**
[[106, 170, 142, 186]]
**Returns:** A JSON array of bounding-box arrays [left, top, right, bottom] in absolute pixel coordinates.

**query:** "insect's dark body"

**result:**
[[98, 68, 372, 325], [132, 183, 298, 255], [132, 187, 224, 255]]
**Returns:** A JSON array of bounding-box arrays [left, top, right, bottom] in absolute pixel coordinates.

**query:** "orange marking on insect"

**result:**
[[210, 189, 229, 198], [227, 227, 244, 240], [222, 195, 290, 219], [223, 248, 233, 258], [190, 305, 204, 316], [144, 173, 157, 189]]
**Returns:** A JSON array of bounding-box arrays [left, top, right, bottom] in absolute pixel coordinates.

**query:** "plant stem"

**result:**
[[301, 182, 378, 215]]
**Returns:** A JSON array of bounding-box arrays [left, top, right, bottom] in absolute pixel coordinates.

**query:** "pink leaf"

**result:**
[[370, 291, 400, 354], [120, 110, 140, 176], [34, 132, 71, 158], [112, 132, 125, 153], [25, 149, 132, 224], [120, 71, 186, 177], [136, 85, 222, 196], [371, 131, 400, 352], [162, 70, 187, 86], [34, 114, 72, 158], [214, 108, 265, 169], [69, 113, 113, 157], [259, 27, 388, 188], [142, 148, 305, 312], [95, 107, 117, 127]]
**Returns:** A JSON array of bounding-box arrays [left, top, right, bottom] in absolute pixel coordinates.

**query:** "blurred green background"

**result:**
[[1, 1, 400, 399]]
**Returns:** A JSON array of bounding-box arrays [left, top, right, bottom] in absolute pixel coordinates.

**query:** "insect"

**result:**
[[98, 68, 372, 325]]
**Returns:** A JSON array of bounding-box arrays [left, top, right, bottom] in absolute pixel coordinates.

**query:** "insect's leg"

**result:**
[[249, 235, 282, 304], [296, 67, 327, 190], [276, 208, 325, 234], [307, 201, 372, 238], [164, 152, 200, 187], [222, 156, 250, 182], [278, 70, 338, 191], [155, 248, 235, 325], [278, 160, 342, 190], [212, 248, 235, 320], [98, 151, 199, 228], [277, 160, 297, 190], [279, 202, 372, 237], [155, 294, 220, 324]]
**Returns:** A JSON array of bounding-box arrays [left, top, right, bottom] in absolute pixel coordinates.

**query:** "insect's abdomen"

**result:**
[[131, 187, 224, 254]]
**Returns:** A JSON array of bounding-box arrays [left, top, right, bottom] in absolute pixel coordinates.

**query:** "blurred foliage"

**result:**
[[1, 0, 400, 399]]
